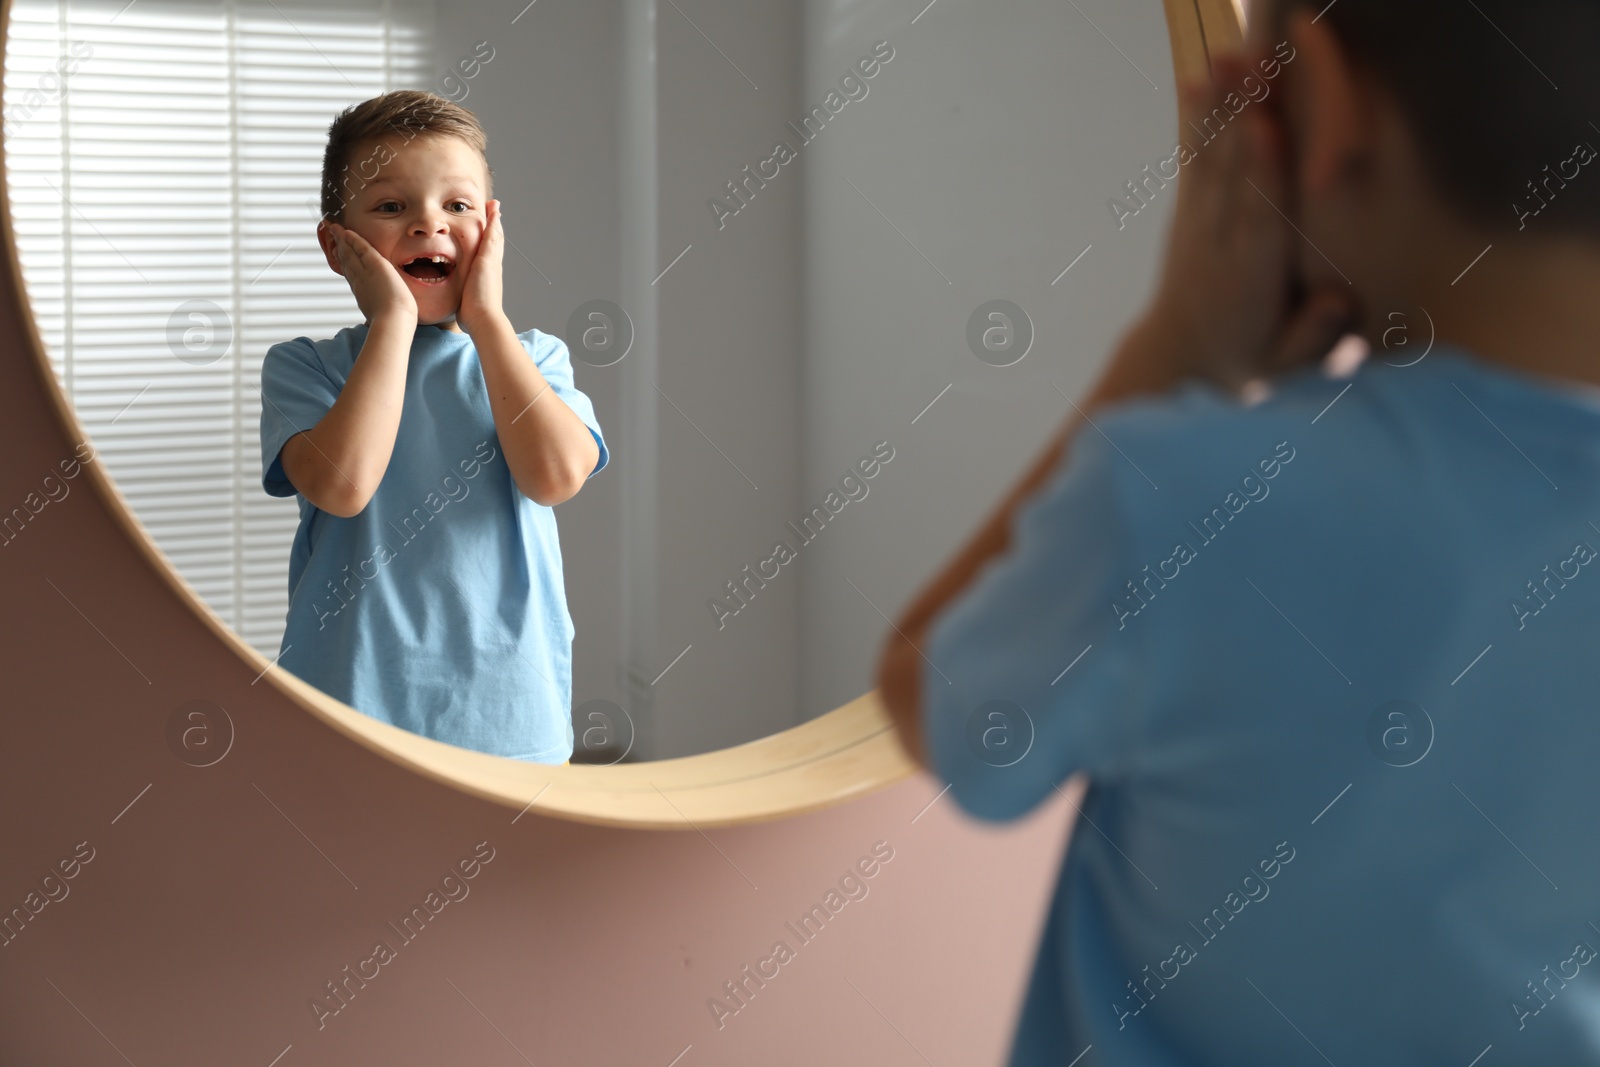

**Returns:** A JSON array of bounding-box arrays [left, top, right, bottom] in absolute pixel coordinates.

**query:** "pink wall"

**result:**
[[0, 263, 1078, 1064]]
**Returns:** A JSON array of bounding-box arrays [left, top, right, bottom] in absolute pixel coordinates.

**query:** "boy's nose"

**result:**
[[408, 209, 451, 235]]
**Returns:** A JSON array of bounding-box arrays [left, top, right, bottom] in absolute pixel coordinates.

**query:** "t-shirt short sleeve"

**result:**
[[259, 337, 341, 498], [525, 329, 609, 478], [921, 422, 1144, 823]]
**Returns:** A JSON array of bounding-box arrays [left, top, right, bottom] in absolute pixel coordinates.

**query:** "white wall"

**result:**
[[798, 0, 1180, 720]]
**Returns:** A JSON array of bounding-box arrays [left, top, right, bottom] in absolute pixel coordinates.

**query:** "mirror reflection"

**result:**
[[3, 0, 1177, 763]]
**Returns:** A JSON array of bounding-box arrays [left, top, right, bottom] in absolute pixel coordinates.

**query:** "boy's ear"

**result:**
[[316, 219, 346, 277], [1288, 9, 1373, 202]]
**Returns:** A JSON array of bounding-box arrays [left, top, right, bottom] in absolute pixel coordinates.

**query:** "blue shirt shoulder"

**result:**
[[923, 347, 1600, 1064]]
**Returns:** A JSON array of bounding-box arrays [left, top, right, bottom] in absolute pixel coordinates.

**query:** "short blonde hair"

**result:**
[[318, 89, 492, 224]]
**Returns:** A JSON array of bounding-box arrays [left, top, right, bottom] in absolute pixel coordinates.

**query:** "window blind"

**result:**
[[4, 0, 433, 658]]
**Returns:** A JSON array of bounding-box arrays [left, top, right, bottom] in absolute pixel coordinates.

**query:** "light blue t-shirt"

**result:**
[[259, 322, 608, 764], [922, 343, 1600, 1064]]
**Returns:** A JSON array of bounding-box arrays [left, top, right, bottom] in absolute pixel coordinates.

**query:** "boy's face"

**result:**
[[318, 132, 491, 330]]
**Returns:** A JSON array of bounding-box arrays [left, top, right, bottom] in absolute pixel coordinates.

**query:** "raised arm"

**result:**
[[457, 200, 600, 507], [279, 314, 415, 518], [874, 317, 1194, 768], [280, 224, 420, 518]]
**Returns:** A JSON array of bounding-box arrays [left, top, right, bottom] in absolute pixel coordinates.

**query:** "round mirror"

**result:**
[[3, 0, 1210, 780]]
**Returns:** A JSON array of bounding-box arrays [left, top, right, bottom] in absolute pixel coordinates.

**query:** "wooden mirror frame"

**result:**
[[0, 0, 1241, 830]]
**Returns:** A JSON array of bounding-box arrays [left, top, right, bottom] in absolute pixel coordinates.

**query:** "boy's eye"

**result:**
[[373, 202, 472, 214]]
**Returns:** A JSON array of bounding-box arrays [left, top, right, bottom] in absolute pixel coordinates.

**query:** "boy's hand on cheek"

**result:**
[[459, 199, 506, 337], [1138, 56, 1356, 394], [328, 222, 417, 327]]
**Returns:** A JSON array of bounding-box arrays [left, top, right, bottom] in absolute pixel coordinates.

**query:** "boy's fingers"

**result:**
[[1181, 56, 1246, 132], [1175, 74, 1218, 139], [1224, 110, 1274, 227], [1207, 54, 1249, 94], [1242, 106, 1290, 205]]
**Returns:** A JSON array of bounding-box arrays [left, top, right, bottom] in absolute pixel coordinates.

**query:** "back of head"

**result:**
[[318, 89, 491, 225], [1261, 0, 1600, 240]]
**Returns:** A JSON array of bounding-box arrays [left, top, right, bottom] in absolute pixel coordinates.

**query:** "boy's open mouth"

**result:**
[[400, 254, 455, 284]]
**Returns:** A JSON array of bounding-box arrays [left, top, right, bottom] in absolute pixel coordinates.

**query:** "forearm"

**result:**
[[471, 314, 599, 506], [876, 314, 1196, 766], [290, 312, 414, 515]]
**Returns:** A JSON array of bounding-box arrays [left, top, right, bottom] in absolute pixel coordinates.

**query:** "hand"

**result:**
[[1136, 55, 1358, 393], [325, 221, 417, 327], [458, 198, 506, 337]]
